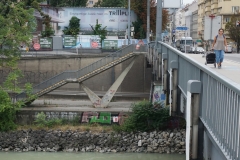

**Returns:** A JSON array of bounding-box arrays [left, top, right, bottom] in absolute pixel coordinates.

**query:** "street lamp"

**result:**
[[128, 0, 131, 45]]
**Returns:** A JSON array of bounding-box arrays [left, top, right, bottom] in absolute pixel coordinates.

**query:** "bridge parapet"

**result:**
[[148, 41, 240, 160]]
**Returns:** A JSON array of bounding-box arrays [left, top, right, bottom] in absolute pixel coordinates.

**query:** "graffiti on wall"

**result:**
[[81, 112, 127, 125], [17, 111, 128, 125]]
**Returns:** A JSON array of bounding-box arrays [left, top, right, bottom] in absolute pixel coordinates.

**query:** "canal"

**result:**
[[0, 152, 185, 160]]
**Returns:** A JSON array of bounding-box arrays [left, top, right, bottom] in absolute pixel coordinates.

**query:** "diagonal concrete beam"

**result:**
[[80, 57, 136, 108], [101, 58, 136, 107], [81, 84, 102, 108]]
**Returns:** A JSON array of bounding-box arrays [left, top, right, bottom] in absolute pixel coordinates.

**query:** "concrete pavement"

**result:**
[[25, 99, 136, 112], [188, 54, 240, 85]]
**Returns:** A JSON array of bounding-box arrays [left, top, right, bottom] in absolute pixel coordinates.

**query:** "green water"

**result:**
[[0, 152, 185, 160]]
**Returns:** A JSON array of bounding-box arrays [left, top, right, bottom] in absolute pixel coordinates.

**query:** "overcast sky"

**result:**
[[182, 0, 195, 4]]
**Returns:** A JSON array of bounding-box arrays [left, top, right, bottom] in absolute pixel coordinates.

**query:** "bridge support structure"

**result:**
[[186, 80, 201, 160], [80, 58, 136, 108]]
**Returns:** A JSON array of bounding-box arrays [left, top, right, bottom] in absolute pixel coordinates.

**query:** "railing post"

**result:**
[[186, 80, 201, 160], [162, 53, 168, 104], [170, 60, 178, 116]]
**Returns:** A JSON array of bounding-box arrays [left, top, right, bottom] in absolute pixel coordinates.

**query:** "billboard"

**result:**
[[58, 8, 137, 33]]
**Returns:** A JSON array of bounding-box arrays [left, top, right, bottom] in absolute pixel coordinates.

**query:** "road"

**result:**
[[225, 53, 240, 63]]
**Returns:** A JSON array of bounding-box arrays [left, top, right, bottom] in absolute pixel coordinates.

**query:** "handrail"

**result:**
[[154, 41, 240, 160], [159, 41, 240, 94], [15, 44, 147, 101]]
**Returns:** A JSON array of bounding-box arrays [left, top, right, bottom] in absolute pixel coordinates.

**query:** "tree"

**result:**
[[62, 16, 80, 36], [9, 0, 54, 37], [130, 0, 169, 39], [93, 0, 125, 7], [0, 0, 36, 131], [49, 0, 88, 7], [90, 19, 107, 48], [225, 13, 240, 53]]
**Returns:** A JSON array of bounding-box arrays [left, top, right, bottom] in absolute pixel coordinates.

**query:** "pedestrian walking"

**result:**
[[212, 28, 228, 69]]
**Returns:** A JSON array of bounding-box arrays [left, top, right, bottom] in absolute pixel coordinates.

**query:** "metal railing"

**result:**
[[16, 44, 147, 101], [153, 41, 240, 160]]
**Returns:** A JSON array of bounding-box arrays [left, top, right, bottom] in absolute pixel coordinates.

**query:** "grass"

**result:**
[[17, 123, 114, 133]]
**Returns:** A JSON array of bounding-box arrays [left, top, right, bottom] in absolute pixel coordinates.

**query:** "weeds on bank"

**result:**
[[17, 101, 185, 133]]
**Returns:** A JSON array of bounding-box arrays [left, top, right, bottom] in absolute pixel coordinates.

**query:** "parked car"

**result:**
[[195, 47, 205, 54], [226, 45, 233, 53], [189, 47, 197, 53]]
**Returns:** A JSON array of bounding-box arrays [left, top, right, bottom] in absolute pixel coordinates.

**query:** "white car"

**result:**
[[195, 47, 205, 54], [226, 45, 232, 53]]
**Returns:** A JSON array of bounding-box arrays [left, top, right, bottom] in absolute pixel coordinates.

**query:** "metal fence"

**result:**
[[16, 44, 147, 101], [154, 41, 240, 160]]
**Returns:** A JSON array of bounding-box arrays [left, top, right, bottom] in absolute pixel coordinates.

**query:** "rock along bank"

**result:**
[[0, 129, 185, 154]]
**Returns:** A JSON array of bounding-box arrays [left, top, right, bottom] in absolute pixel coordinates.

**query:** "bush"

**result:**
[[34, 112, 62, 127], [122, 100, 170, 132], [0, 89, 17, 131]]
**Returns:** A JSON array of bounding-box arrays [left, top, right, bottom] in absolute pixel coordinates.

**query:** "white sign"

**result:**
[[58, 8, 137, 32], [163, 0, 181, 8], [204, 16, 221, 40]]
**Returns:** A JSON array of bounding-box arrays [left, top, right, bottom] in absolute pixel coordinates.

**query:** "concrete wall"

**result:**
[[1, 54, 151, 93]]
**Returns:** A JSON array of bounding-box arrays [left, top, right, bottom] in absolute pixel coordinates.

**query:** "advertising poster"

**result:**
[[152, 85, 165, 105], [58, 8, 137, 33], [39, 38, 52, 50], [103, 40, 118, 49], [64, 36, 76, 48]]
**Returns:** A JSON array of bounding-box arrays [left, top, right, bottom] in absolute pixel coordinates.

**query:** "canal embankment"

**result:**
[[0, 129, 186, 154]]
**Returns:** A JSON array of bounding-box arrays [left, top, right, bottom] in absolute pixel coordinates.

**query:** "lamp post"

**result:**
[[128, 0, 131, 45], [147, 0, 150, 43]]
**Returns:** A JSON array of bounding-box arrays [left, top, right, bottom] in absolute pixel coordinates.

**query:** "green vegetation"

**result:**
[[90, 19, 107, 48], [225, 13, 240, 53], [94, 0, 125, 7], [62, 16, 80, 36], [0, 1, 37, 131], [120, 101, 170, 132], [49, 0, 88, 7]]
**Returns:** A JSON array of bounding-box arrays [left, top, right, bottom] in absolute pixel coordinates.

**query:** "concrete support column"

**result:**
[[186, 80, 201, 160], [170, 60, 178, 116], [162, 53, 168, 90]]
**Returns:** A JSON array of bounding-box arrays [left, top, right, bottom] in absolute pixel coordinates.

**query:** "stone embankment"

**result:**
[[0, 129, 186, 154]]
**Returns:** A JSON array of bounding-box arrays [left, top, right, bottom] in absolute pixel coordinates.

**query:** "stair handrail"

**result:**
[[16, 44, 146, 101]]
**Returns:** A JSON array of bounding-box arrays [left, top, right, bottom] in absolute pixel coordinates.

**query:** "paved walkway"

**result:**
[[23, 99, 136, 112], [188, 54, 240, 85]]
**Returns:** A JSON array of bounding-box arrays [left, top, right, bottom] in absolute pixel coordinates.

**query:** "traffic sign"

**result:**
[[176, 27, 188, 31], [33, 43, 40, 50]]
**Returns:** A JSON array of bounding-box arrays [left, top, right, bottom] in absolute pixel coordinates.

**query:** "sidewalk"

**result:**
[[188, 54, 240, 85], [21, 91, 149, 112]]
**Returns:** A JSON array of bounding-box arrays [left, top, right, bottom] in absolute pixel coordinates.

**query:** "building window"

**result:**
[[89, 1, 93, 4], [232, 6, 239, 13], [218, 7, 222, 13], [224, 17, 230, 23]]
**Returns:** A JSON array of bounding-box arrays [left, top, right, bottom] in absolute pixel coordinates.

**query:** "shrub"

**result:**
[[0, 89, 17, 131], [122, 100, 170, 132], [34, 112, 62, 127]]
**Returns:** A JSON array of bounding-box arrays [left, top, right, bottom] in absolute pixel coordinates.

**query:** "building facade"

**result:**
[[198, 0, 240, 44], [171, 0, 198, 42]]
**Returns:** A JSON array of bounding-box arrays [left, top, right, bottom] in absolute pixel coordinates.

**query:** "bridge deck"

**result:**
[[188, 54, 240, 87]]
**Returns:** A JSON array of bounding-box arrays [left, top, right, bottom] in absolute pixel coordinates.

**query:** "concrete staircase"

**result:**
[[15, 44, 147, 103]]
